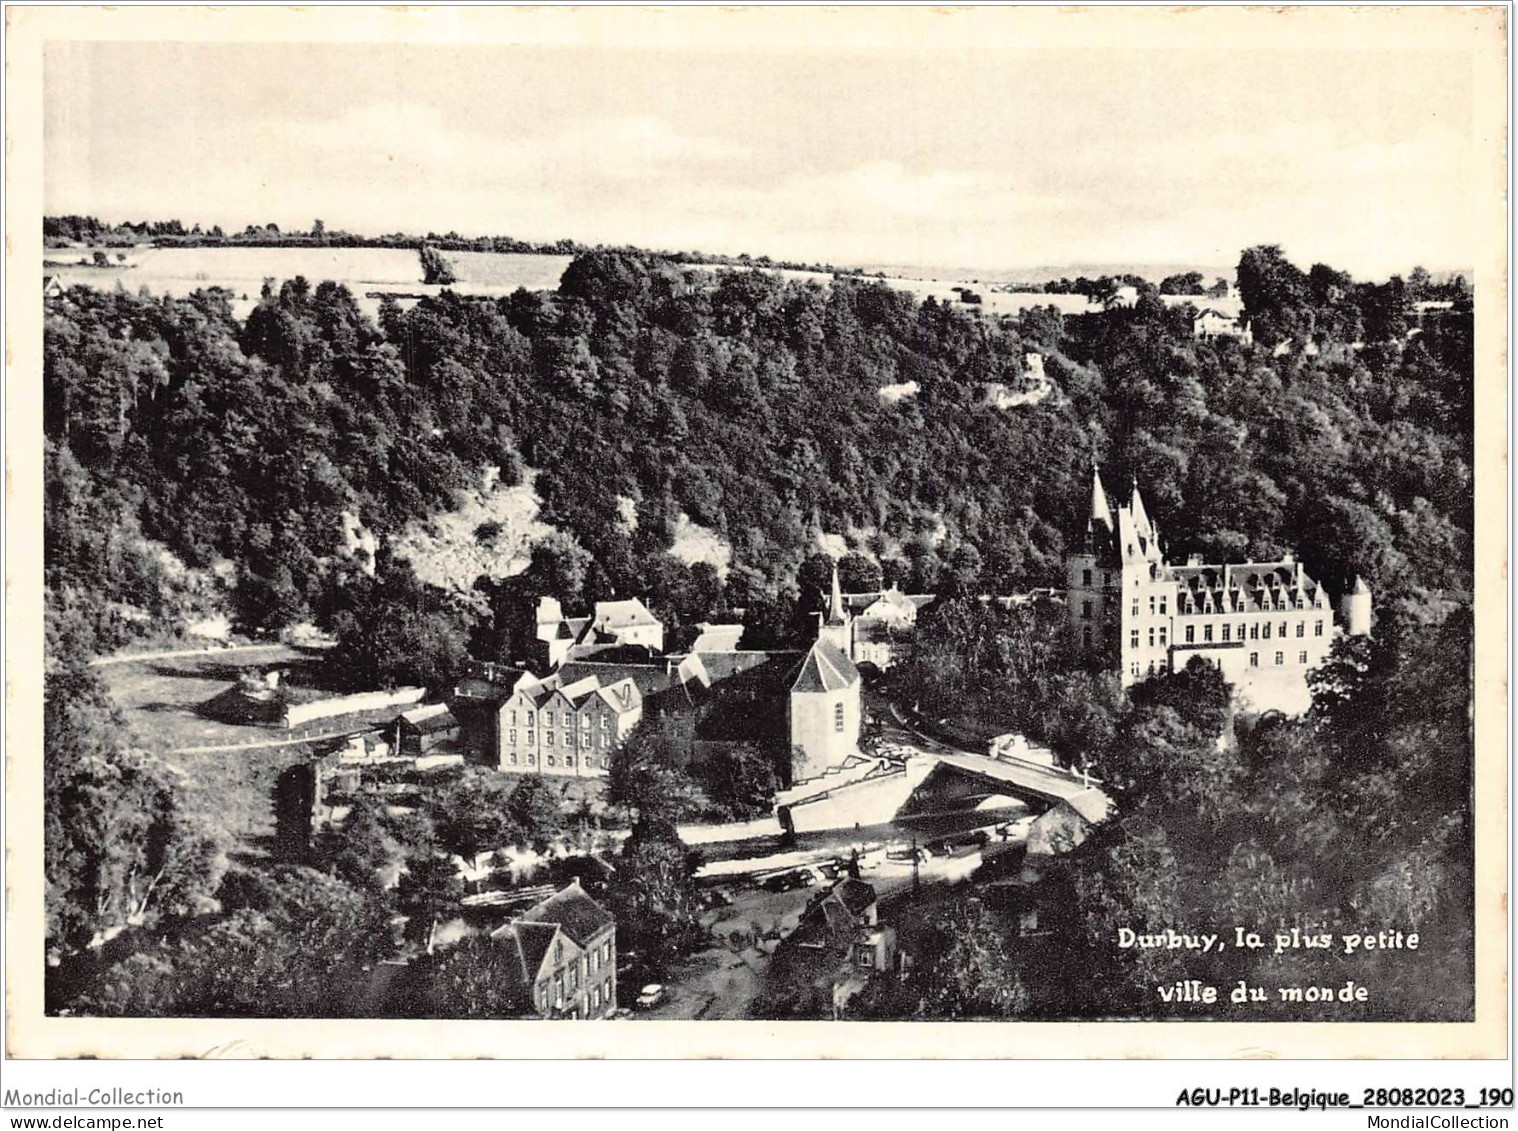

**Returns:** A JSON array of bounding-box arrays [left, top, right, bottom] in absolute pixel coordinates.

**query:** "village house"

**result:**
[[489, 880, 618, 1019], [1192, 307, 1254, 345], [392, 702, 458, 757], [837, 586, 936, 671], [773, 877, 896, 1016], [1066, 468, 1372, 711], [529, 596, 666, 669]]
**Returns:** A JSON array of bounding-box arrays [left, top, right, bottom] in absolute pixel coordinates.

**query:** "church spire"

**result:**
[[825, 562, 848, 627]]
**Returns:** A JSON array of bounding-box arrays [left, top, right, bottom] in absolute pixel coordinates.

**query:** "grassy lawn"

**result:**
[[100, 647, 418, 855]]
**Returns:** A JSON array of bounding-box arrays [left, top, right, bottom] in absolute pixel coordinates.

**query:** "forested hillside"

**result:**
[[43, 245, 1472, 669]]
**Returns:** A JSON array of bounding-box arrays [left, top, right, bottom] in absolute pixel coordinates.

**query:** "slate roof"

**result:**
[[832, 878, 878, 916], [399, 703, 456, 734], [517, 880, 615, 947], [501, 919, 561, 980], [789, 639, 860, 694]]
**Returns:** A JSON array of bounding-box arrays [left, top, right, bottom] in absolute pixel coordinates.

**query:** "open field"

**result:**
[[47, 246, 1243, 324], [100, 646, 414, 851]]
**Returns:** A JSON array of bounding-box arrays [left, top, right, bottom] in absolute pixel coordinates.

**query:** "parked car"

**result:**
[[635, 984, 666, 1010]]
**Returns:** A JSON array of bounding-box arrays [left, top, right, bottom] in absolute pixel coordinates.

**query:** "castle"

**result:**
[[1066, 468, 1371, 711]]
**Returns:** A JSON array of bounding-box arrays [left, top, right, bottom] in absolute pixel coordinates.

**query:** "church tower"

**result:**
[[817, 563, 853, 656]]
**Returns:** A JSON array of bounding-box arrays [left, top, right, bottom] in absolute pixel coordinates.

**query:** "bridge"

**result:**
[[895, 749, 1110, 821]]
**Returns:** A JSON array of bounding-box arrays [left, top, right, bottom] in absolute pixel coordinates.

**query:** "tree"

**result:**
[[395, 855, 464, 954], [418, 243, 457, 286], [604, 830, 707, 975], [327, 557, 471, 691], [45, 659, 225, 956], [64, 866, 395, 1018], [606, 718, 712, 826], [1159, 271, 1205, 296], [428, 769, 520, 862], [396, 936, 531, 1018], [504, 775, 568, 852]]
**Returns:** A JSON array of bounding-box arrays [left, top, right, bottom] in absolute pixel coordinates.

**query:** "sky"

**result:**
[[43, 33, 1478, 279]]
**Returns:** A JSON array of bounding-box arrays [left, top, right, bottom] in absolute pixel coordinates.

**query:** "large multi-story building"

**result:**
[[452, 667, 643, 777], [1066, 468, 1371, 710]]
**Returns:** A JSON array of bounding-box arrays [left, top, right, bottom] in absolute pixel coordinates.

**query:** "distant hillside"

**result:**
[[44, 246, 1471, 668]]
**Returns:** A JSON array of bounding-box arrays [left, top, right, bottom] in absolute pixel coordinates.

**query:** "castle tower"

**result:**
[[1067, 466, 1117, 659], [1337, 576, 1373, 637]]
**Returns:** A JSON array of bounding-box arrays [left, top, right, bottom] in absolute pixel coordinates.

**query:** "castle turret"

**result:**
[[1088, 465, 1113, 543], [1338, 576, 1372, 637]]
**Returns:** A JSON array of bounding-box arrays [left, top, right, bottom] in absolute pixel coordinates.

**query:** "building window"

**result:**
[[1222, 624, 1230, 642], [566, 754, 575, 767], [1159, 598, 1167, 615], [602, 757, 612, 769], [1298, 651, 1308, 664], [509, 728, 517, 744], [1275, 651, 1284, 666], [509, 752, 518, 765], [526, 711, 535, 725], [1130, 662, 1140, 677], [1129, 630, 1139, 650], [563, 730, 572, 747], [591, 986, 600, 1010], [1083, 627, 1092, 650], [509, 710, 517, 726], [1185, 625, 1195, 644], [1131, 600, 1139, 617], [1081, 600, 1092, 620], [1203, 625, 1213, 643], [1249, 652, 1259, 667], [1147, 661, 1156, 676], [602, 714, 610, 730], [1296, 621, 1305, 638], [527, 729, 535, 745], [1280, 621, 1288, 638], [1148, 628, 1155, 647], [555, 974, 564, 1008], [1158, 628, 1167, 645], [547, 755, 556, 766], [546, 732, 554, 746], [1237, 622, 1246, 640], [1149, 596, 1155, 615], [1082, 569, 1092, 587], [580, 734, 590, 749], [1315, 620, 1324, 637], [527, 753, 536, 765], [834, 703, 846, 732], [858, 947, 874, 969]]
